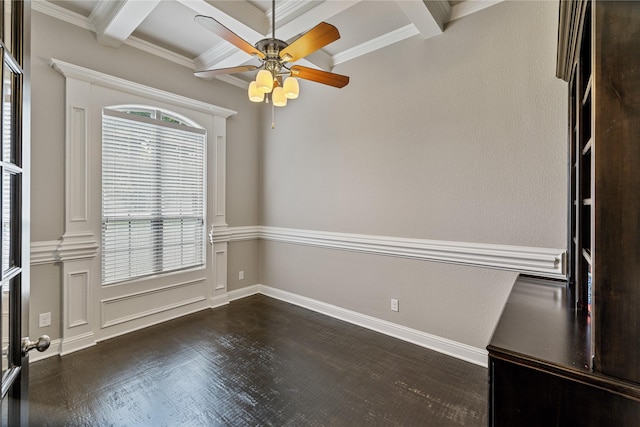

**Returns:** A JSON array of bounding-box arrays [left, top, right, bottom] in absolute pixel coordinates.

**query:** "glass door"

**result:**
[[0, 2, 42, 425]]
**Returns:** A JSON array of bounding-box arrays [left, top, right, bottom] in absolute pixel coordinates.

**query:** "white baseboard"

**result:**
[[29, 338, 62, 363], [254, 284, 488, 368], [210, 293, 230, 308], [60, 331, 96, 356], [33, 284, 488, 368], [228, 284, 261, 301]]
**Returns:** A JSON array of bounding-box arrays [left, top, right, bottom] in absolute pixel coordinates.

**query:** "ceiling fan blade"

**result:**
[[194, 65, 258, 79], [195, 15, 265, 59], [279, 22, 340, 62], [290, 65, 349, 88]]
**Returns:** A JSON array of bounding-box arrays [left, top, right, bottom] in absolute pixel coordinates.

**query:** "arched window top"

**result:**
[[107, 105, 203, 129]]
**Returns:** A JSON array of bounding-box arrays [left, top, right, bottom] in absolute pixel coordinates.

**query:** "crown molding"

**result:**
[[194, 42, 241, 72], [125, 36, 195, 70], [215, 74, 250, 90], [32, 0, 93, 30], [333, 24, 420, 66]]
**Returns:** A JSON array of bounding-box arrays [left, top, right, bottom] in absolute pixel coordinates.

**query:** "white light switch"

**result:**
[[39, 312, 51, 327]]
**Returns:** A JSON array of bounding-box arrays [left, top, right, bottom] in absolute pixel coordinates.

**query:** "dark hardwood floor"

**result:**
[[29, 295, 488, 426]]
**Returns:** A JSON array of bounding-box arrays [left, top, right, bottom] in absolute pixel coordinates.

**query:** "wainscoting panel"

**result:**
[[69, 106, 88, 222], [100, 279, 207, 329], [67, 270, 89, 328], [214, 247, 227, 291]]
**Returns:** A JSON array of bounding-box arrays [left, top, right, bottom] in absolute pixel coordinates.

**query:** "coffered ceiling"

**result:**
[[36, 0, 504, 88]]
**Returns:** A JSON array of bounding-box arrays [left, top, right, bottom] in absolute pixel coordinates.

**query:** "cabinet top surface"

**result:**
[[488, 276, 591, 373]]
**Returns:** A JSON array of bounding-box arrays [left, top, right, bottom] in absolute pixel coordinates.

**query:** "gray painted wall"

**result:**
[[259, 1, 566, 349], [28, 1, 567, 354]]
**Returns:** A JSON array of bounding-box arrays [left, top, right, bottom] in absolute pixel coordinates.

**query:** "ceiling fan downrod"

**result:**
[[272, 0, 275, 39]]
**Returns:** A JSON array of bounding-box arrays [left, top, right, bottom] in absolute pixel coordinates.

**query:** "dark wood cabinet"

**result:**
[[559, 0, 640, 387], [488, 277, 640, 426], [488, 1, 640, 424]]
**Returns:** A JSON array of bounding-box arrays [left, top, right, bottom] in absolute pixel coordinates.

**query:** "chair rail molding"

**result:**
[[31, 234, 99, 265], [209, 225, 566, 279]]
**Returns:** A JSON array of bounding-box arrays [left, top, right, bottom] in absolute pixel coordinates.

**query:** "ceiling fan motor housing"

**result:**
[[256, 39, 288, 60]]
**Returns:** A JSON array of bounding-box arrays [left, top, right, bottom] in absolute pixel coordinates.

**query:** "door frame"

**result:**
[[1, 1, 31, 425]]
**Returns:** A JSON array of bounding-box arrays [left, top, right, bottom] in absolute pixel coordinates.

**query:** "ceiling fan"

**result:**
[[193, 0, 349, 107]]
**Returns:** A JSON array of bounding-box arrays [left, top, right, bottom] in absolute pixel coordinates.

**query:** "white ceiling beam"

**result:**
[[449, 0, 505, 22], [89, 0, 161, 48], [333, 24, 419, 66], [273, 1, 361, 42], [396, 0, 450, 39]]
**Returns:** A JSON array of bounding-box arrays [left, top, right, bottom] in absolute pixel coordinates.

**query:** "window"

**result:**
[[101, 107, 206, 285]]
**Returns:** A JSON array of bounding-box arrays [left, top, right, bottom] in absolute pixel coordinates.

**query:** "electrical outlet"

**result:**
[[39, 312, 51, 328], [239, 270, 244, 280], [390, 299, 399, 312]]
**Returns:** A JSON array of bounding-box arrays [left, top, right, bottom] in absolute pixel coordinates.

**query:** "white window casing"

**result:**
[[101, 108, 207, 285]]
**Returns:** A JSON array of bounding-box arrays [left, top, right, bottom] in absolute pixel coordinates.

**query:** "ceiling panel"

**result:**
[[133, 1, 218, 58], [321, 1, 412, 56], [49, 0, 99, 18]]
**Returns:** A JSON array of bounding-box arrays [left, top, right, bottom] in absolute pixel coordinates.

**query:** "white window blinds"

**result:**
[[102, 108, 206, 285]]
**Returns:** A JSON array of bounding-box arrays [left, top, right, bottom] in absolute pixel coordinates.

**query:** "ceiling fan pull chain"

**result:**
[[272, 103, 276, 129]]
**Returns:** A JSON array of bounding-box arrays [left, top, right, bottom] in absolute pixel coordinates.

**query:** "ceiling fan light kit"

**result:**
[[256, 69, 274, 94], [283, 77, 299, 99], [272, 87, 287, 107], [194, 0, 349, 124], [248, 81, 264, 102]]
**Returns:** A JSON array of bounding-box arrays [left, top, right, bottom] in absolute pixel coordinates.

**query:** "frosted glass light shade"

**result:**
[[256, 70, 274, 93], [248, 81, 264, 102], [283, 77, 299, 99], [272, 87, 287, 107]]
